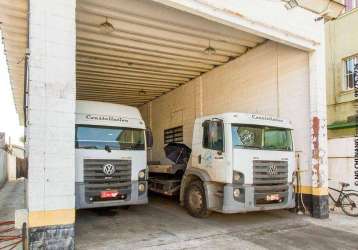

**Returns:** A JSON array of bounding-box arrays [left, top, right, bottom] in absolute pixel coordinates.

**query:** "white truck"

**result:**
[[75, 100, 151, 209], [150, 112, 296, 217]]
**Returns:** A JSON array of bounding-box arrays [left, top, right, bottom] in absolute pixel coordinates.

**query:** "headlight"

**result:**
[[233, 188, 241, 198], [138, 183, 145, 192], [138, 170, 146, 180], [233, 171, 244, 185]]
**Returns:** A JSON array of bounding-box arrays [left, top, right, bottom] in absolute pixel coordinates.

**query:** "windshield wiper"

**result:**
[[120, 145, 133, 150], [264, 146, 290, 151], [82, 146, 98, 149], [120, 143, 144, 150], [234, 145, 261, 149]]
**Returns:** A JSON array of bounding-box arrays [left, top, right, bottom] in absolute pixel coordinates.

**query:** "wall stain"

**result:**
[[312, 116, 320, 186]]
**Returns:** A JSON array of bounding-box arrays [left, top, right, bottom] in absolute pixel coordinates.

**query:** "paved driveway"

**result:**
[[76, 194, 358, 250]]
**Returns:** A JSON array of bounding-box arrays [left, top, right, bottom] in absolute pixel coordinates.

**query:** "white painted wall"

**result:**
[[7, 153, 16, 181], [6, 146, 24, 181], [153, 0, 323, 50], [0, 133, 7, 188], [328, 137, 358, 191], [27, 0, 76, 212], [140, 40, 313, 186]]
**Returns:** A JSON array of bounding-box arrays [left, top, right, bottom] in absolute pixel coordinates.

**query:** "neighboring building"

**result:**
[[6, 144, 25, 181], [326, 0, 358, 190], [0, 132, 7, 188]]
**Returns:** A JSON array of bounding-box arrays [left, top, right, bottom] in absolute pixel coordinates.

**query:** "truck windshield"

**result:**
[[75, 125, 145, 150], [231, 124, 293, 151]]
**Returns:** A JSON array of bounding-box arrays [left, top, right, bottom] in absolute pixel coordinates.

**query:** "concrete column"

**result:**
[[26, 0, 76, 248], [307, 20, 329, 218]]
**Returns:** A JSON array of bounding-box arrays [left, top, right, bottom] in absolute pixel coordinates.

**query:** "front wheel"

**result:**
[[184, 180, 211, 218], [340, 193, 358, 217]]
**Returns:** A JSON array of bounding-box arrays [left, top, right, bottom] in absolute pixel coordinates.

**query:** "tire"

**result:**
[[184, 180, 211, 218], [340, 193, 358, 217]]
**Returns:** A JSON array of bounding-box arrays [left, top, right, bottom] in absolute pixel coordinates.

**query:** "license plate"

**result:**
[[100, 190, 119, 198], [266, 194, 280, 201]]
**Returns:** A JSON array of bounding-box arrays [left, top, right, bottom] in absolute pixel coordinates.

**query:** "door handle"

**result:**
[[198, 155, 201, 164]]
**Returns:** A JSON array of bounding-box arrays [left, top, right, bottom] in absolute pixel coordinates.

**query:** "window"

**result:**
[[345, 0, 358, 12], [164, 126, 183, 144], [202, 120, 224, 151], [231, 124, 293, 151], [344, 55, 358, 90], [75, 125, 145, 150]]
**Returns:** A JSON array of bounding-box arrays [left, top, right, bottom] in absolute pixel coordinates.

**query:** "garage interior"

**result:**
[[0, 0, 335, 248], [73, 0, 313, 174]]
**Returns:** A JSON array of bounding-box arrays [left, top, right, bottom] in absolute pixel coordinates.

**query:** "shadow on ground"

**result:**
[[76, 193, 358, 250]]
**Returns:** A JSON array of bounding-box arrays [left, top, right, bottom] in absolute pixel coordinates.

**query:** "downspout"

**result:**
[[23, 0, 30, 128]]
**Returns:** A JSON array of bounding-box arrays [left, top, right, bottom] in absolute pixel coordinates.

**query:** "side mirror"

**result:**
[[202, 120, 210, 128], [104, 145, 112, 153], [146, 128, 153, 148]]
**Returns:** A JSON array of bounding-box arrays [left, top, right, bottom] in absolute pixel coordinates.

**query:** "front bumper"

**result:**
[[75, 181, 148, 209], [217, 184, 295, 213]]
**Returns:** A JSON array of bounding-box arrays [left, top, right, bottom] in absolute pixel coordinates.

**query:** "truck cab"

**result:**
[[75, 100, 149, 209], [181, 113, 295, 217]]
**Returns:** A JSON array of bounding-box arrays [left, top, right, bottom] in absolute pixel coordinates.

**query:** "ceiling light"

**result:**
[[99, 17, 115, 34], [203, 40, 216, 55], [283, 0, 298, 10]]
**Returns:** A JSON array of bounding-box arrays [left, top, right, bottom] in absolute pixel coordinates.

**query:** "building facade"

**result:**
[[0, 0, 346, 248], [326, 1, 358, 190]]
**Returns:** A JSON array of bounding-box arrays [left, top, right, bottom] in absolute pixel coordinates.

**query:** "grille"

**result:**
[[83, 159, 131, 202], [253, 160, 289, 205]]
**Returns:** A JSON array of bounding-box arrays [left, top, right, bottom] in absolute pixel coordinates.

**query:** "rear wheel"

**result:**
[[184, 180, 211, 218], [340, 193, 358, 217]]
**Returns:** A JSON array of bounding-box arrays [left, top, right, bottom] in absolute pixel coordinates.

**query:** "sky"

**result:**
[[0, 32, 24, 145]]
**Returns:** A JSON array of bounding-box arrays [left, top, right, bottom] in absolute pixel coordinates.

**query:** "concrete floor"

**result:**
[[0, 179, 25, 221], [0, 180, 25, 250], [1, 181, 357, 250], [76, 194, 358, 250]]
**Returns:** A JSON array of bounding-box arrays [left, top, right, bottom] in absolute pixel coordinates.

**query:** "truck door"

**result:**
[[199, 119, 226, 183]]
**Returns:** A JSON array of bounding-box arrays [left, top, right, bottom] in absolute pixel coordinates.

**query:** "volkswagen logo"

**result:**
[[103, 163, 115, 176], [267, 164, 278, 176]]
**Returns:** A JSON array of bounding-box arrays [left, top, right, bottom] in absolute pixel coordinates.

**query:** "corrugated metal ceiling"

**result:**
[[75, 0, 265, 106], [0, 0, 27, 124]]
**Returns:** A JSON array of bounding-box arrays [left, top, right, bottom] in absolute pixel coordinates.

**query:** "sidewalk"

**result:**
[[0, 180, 25, 249], [305, 209, 358, 235], [0, 179, 25, 222]]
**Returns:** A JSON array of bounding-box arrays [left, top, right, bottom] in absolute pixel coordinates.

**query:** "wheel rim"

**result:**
[[188, 187, 203, 211], [341, 193, 358, 216]]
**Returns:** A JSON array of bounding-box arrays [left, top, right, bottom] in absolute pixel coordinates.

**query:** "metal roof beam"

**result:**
[[77, 79, 174, 92], [76, 67, 190, 82], [76, 52, 211, 72], [76, 28, 232, 62], [76, 39, 231, 65], [76, 14, 248, 54], [76, 59, 200, 77]]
